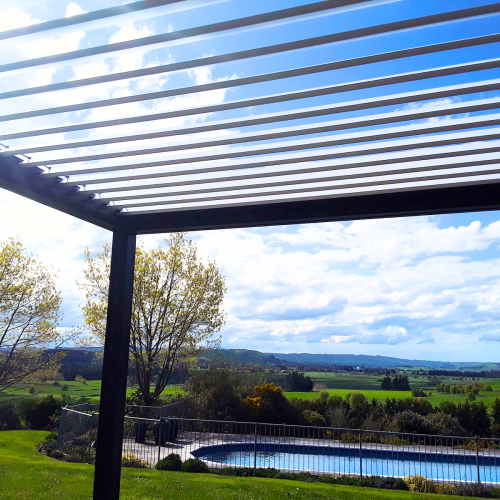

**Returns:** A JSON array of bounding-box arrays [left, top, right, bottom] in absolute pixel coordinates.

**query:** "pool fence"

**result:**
[[58, 403, 500, 485]]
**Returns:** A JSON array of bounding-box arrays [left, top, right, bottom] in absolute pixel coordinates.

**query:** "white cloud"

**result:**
[[0, 7, 37, 31], [175, 216, 500, 360], [65, 3, 86, 18]]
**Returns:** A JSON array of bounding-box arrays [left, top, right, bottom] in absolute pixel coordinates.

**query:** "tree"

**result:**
[[492, 398, 500, 425], [400, 376, 411, 391], [80, 233, 226, 405], [411, 388, 426, 398], [381, 375, 392, 390], [456, 401, 490, 437], [243, 381, 302, 424], [0, 237, 64, 395], [185, 366, 248, 421], [286, 371, 314, 392]]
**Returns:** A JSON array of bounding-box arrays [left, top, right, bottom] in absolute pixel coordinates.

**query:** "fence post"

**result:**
[[475, 436, 481, 484], [57, 406, 68, 448], [253, 423, 258, 475], [359, 430, 363, 480], [88, 414, 93, 463], [158, 418, 163, 465]]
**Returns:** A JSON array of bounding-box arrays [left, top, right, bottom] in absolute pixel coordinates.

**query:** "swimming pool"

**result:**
[[192, 443, 500, 484]]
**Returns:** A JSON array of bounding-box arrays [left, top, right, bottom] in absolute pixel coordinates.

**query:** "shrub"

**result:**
[[64, 455, 87, 464], [65, 454, 86, 463], [361, 476, 408, 491], [49, 450, 64, 459], [213, 467, 254, 477], [319, 476, 361, 486], [52, 381, 60, 386], [434, 483, 457, 495], [44, 432, 58, 449], [425, 412, 466, 437], [453, 484, 497, 498], [75, 375, 87, 385], [393, 411, 430, 434], [19, 396, 61, 429], [339, 432, 358, 443], [302, 410, 326, 426], [61, 385, 69, 391], [181, 458, 209, 473], [491, 424, 500, 438], [411, 389, 427, 398], [279, 472, 316, 482], [59, 444, 94, 464], [156, 453, 182, 471], [0, 405, 22, 430], [121, 453, 150, 469], [243, 381, 303, 424], [71, 429, 97, 447], [404, 475, 435, 493]]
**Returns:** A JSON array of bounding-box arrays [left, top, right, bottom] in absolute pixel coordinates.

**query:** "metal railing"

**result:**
[[58, 410, 500, 485], [56, 400, 184, 452]]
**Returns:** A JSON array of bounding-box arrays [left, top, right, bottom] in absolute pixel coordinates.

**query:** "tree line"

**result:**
[[182, 368, 498, 438], [381, 375, 411, 391]]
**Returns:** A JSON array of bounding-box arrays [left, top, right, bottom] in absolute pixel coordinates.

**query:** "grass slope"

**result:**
[[0, 431, 479, 500]]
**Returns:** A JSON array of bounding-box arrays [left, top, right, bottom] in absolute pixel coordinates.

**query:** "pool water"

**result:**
[[192, 443, 500, 484]]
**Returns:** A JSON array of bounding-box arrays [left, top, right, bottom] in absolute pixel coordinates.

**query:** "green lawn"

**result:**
[[0, 431, 479, 499], [1, 381, 185, 404], [285, 388, 500, 408]]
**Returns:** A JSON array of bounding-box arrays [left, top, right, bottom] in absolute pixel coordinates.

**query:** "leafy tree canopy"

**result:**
[[80, 233, 226, 405]]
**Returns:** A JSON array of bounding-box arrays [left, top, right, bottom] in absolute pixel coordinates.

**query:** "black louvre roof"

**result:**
[[1, 0, 500, 234]]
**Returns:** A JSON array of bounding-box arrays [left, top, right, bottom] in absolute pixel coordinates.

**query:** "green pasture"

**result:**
[[286, 389, 414, 401], [0, 431, 476, 500], [305, 372, 435, 391], [304, 372, 492, 392], [285, 388, 500, 408], [1, 381, 185, 404]]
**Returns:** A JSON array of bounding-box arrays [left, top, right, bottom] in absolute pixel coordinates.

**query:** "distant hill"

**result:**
[[29, 347, 498, 371], [206, 349, 498, 370], [198, 349, 280, 366], [268, 353, 488, 369]]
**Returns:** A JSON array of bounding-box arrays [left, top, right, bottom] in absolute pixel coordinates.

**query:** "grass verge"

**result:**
[[0, 431, 480, 499]]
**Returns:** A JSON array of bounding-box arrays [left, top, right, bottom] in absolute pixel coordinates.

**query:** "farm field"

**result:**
[[285, 389, 414, 401], [283, 371, 500, 408], [0, 431, 475, 500], [285, 388, 500, 408], [1, 381, 185, 404], [305, 372, 470, 391]]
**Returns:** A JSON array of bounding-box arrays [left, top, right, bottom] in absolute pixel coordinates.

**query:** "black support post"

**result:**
[[93, 232, 136, 500]]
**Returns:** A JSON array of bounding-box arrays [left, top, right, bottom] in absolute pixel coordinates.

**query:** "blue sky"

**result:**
[[1, 0, 500, 362]]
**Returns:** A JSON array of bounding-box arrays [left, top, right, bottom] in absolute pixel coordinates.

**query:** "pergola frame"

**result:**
[[1, 1, 500, 498]]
